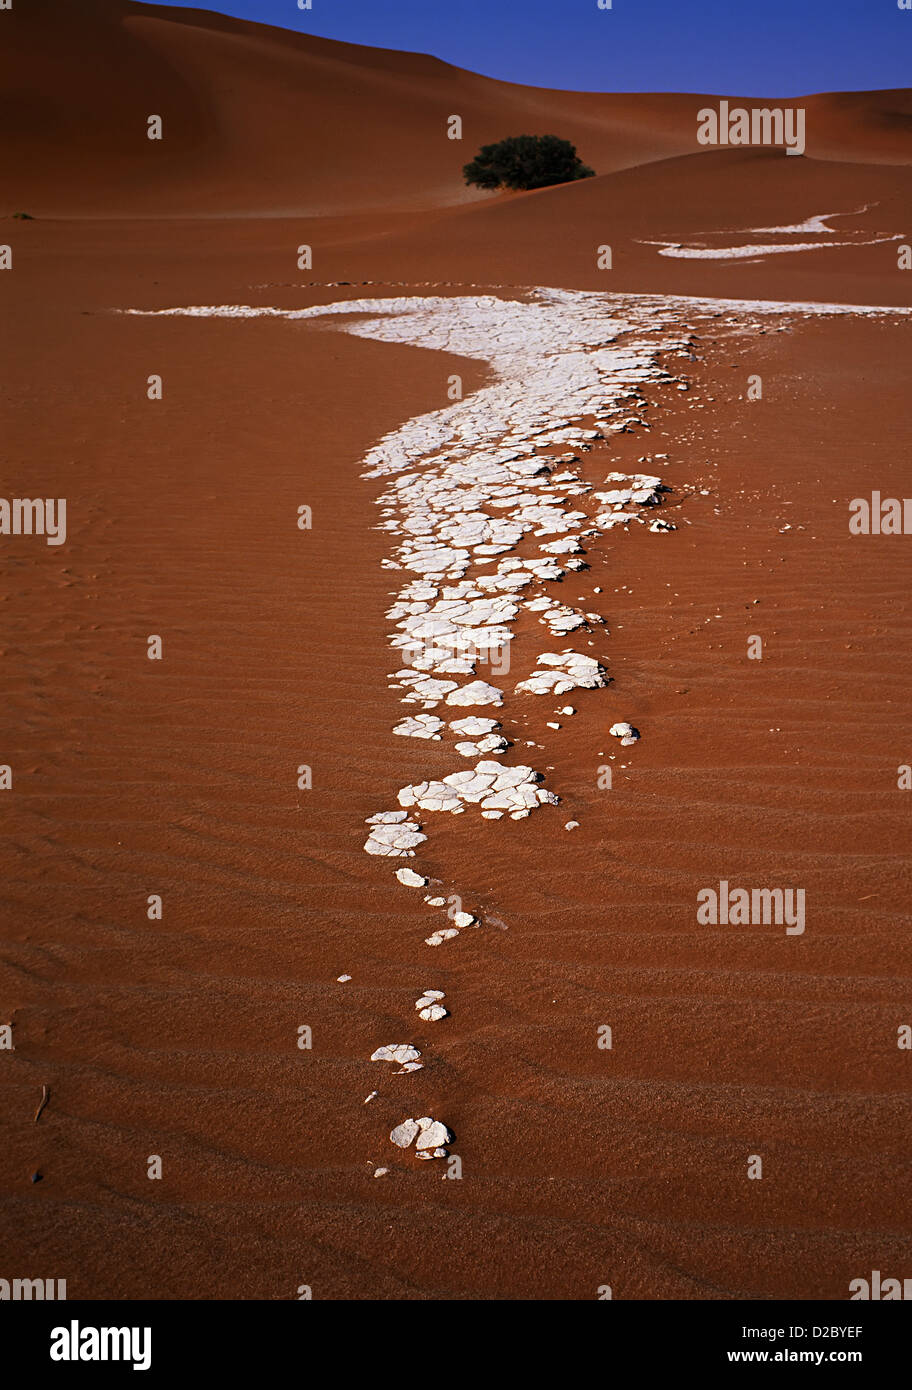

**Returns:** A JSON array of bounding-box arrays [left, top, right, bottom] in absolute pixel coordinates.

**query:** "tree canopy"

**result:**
[[463, 134, 595, 192]]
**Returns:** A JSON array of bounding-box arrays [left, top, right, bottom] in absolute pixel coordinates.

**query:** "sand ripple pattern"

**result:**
[[124, 288, 911, 1168]]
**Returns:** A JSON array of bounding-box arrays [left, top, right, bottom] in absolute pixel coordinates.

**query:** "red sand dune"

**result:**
[[309, 147, 912, 306], [2, 0, 911, 1303], [6, 0, 912, 217]]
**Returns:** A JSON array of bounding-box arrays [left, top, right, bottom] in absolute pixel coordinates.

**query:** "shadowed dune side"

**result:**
[[802, 89, 912, 164]]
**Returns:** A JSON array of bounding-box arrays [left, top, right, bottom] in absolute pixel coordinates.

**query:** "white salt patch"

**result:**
[[401, 760, 558, 818], [390, 1119, 420, 1148], [364, 818, 427, 857], [371, 1044, 421, 1066], [396, 867, 428, 888], [454, 734, 508, 757], [130, 289, 911, 872], [644, 236, 900, 261], [393, 714, 444, 739], [390, 1116, 452, 1157], [415, 989, 447, 1021], [449, 717, 500, 736], [610, 721, 640, 746], [425, 927, 459, 946], [517, 652, 607, 696], [415, 1119, 451, 1152], [742, 210, 860, 234], [445, 680, 504, 707]]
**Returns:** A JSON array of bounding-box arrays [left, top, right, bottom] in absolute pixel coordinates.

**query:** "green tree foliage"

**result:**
[[463, 134, 595, 192]]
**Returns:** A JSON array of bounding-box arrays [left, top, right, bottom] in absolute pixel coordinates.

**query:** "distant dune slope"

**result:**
[[5, 0, 912, 217], [297, 147, 912, 307]]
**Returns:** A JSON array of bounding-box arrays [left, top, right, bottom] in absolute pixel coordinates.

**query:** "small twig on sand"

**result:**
[[34, 1085, 49, 1123]]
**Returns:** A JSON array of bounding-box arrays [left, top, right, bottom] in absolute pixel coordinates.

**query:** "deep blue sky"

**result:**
[[138, 0, 911, 95]]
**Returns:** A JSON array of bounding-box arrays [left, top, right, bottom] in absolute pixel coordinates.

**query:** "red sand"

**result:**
[[2, 0, 911, 1300]]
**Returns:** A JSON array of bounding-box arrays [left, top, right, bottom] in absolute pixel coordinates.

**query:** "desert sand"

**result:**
[[2, 0, 911, 1300]]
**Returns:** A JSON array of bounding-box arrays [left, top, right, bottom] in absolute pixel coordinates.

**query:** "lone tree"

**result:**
[[463, 134, 594, 192]]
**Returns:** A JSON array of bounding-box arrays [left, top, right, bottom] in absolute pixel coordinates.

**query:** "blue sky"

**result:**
[[138, 0, 912, 95]]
